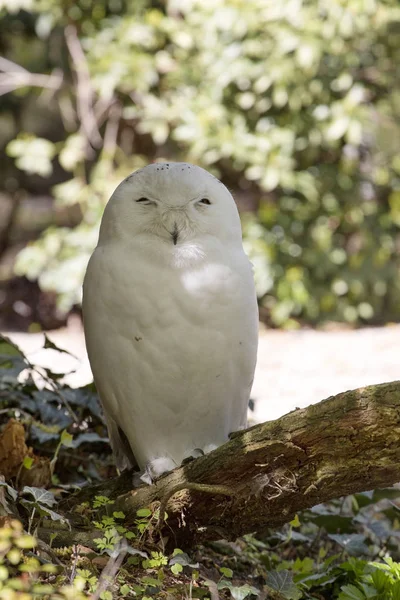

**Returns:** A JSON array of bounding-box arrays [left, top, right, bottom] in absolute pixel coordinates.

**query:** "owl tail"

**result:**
[[103, 412, 138, 472]]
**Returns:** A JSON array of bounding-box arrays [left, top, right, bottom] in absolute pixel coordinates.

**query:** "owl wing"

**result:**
[[100, 393, 138, 471]]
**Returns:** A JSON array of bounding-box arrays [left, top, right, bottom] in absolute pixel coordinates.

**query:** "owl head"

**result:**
[[98, 162, 243, 248]]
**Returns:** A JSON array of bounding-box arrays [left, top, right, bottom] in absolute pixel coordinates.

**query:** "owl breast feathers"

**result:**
[[82, 162, 258, 481]]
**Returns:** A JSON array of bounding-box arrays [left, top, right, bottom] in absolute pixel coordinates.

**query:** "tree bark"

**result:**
[[42, 381, 400, 550]]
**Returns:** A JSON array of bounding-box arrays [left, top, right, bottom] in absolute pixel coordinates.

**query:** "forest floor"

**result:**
[[3, 317, 400, 425]]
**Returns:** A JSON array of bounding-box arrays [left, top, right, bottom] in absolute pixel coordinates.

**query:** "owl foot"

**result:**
[[181, 448, 204, 465], [136, 457, 177, 485], [132, 471, 146, 488], [202, 443, 218, 454]]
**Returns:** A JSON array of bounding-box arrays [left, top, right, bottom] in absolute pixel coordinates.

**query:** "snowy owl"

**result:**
[[82, 162, 258, 481]]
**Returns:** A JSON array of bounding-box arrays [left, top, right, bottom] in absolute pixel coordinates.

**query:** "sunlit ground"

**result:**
[[4, 318, 400, 425]]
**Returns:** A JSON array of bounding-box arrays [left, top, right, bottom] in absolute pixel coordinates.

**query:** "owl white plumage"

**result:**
[[82, 162, 258, 480]]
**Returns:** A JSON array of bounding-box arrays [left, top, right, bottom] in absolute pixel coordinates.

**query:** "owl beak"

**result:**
[[171, 222, 179, 245]]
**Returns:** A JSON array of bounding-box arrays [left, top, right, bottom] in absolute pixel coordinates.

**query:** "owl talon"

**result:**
[[140, 467, 154, 486], [136, 457, 177, 485], [181, 448, 207, 465], [132, 471, 148, 487], [192, 448, 205, 457]]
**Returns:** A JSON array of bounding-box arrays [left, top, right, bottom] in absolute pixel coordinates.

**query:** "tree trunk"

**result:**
[[42, 381, 400, 550]]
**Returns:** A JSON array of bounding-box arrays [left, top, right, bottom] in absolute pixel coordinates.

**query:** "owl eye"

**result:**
[[198, 198, 211, 205], [136, 197, 156, 206]]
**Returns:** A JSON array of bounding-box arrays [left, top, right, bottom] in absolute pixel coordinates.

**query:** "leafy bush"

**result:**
[[1, 0, 400, 325]]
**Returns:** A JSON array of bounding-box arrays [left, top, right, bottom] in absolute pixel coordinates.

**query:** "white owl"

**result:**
[[82, 162, 258, 481]]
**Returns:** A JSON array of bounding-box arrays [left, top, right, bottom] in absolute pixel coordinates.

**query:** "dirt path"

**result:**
[[3, 318, 400, 424]]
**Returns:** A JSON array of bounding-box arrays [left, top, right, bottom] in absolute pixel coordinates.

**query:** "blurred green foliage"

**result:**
[[1, 0, 400, 326]]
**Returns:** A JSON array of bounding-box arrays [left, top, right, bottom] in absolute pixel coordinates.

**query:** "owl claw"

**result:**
[[136, 457, 177, 485], [139, 470, 153, 485], [132, 470, 148, 487], [181, 448, 205, 465], [191, 447, 205, 458]]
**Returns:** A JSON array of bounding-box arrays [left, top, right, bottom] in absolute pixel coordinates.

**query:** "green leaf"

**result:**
[[125, 546, 147, 558], [93, 496, 114, 508], [20, 498, 69, 524], [217, 581, 260, 600], [21, 486, 57, 507], [338, 584, 366, 600], [113, 511, 126, 519], [141, 576, 161, 587], [0, 335, 27, 376], [265, 570, 302, 599], [0, 335, 24, 359], [171, 562, 183, 575], [7, 135, 56, 177], [290, 514, 300, 527], [392, 581, 400, 600], [58, 134, 86, 172], [0, 481, 18, 502], [169, 552, 199, 569], [14, 534, 37, 549], [120, 584, 131, 595], [70, 432, 108, 447], [220, 567, 233, 578], [136, 508, 152, 517], [60, 430, 74, 447], [328, 534, 370, 557], [22, 456, 34, 470], [370, 569, 391, 592]]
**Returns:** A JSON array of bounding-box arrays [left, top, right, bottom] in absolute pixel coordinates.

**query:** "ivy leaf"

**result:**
[[21, 486, 57, 507], [328, 534, 370, 557], [265, 570, 302, 600], [39, 506, 69, 524], [0, 481, 18, 502], [20, 499, 69, 525], [70, 432, 108, 447], [220, 567, 233, 578], [124, 546, 148, 558], [169, 552, 199, 569], [0, 335, 27, 378], [30, 424, 60, 444], [136, 508, 152, 517], [217, 581, 260, 600], [171, 563, 183, 575], [119, 585, 131, 596]]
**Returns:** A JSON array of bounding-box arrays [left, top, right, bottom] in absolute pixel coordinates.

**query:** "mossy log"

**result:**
[[41, 381, 400, 549]]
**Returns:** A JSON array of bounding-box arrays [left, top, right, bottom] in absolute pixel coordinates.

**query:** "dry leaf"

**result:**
[[19, 456, 51, 489], [0, 419, 28, 479]]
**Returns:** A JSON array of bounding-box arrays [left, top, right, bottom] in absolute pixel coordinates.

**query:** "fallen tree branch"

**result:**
[[44, 381, 400, 550]]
